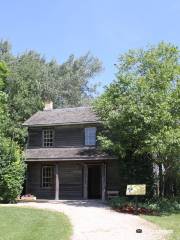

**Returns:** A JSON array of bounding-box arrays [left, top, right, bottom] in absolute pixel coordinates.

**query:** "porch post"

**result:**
[[55, 163, 59, 200], [83, 164, 88, 199], [25, 165, 29, 194], [101, 163, 106, 201]]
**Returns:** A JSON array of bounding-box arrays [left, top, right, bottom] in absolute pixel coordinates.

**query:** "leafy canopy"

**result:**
[[0, 61, 25, 202], [94, 42, 180, 163], [0, 137, 25, 203], [0, 40, 102, 145], [0, 61, 9, 136]]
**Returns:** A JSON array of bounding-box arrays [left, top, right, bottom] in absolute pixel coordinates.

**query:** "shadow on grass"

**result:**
[[17, 199, 108, 208]]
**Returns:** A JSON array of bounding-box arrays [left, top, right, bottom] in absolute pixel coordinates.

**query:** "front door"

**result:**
[[88, 165, 101, 199]]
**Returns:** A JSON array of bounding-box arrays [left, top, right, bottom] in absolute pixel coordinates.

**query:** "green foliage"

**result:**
[[0, 40, 102, 145], [95, 42, 180, 157], [94, 42, 180, 196], [110, 196, 180, 213], [0, 61, 25, 203], [117, 154, 154, 196], [110, 196, 131, 208], [143, 197, 180, 213], [0, 61, 9, 135], [0, 137, 25, 203]]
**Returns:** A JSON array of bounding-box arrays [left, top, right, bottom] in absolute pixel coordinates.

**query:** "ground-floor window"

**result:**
[[42, 166, 54, 188]]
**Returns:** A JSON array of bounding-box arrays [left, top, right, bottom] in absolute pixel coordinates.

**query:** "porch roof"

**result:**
[[25, 147, 116, 162]]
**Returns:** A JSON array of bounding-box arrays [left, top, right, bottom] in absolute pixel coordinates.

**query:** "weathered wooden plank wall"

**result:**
[[27, 163, 55, 199], [28, 125, 98, 148], [28, 128, 42, 147], [59, 163, 83, 199], [26, 160, 121, 199], [27, 162, 83, 199], [55, 128, 84, 147]]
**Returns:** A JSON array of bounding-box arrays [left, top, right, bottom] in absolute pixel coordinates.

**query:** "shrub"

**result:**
[[0, 137, 25, 203], [109, 196, 180, 214], [144, 197, 180, 213], [109, 196, 154, 215], [110, 196, 130, 208]]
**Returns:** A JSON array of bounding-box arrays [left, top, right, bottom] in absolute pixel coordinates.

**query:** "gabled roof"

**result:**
[[25, 147, 116, 161], [23, 107, 99, 127]]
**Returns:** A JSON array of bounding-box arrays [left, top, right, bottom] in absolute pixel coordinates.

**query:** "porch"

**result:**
[[26, 161, 107, 201]]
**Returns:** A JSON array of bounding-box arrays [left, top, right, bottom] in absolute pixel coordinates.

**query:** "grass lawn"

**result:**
[[143, 213, 180, 240], [0, 206, 72, 240]]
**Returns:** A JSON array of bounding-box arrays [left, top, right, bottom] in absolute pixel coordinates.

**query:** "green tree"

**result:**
[[0, 40, 102, 145], [0, 61, 25, 203], [0, 61, 9, 135], [94, 42, 180, 197], [0, 137, 25, 203]]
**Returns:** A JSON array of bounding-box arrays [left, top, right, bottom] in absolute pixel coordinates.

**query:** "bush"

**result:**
[[0, 137, 25, 203], [110, 196, 131, 208], [109, 196, 154, 215], [109, 196, 180, 215], [144, 197, 180, 213]]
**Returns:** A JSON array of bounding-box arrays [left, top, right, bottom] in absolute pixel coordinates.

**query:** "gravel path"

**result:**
[[17, 200, 168, 240]]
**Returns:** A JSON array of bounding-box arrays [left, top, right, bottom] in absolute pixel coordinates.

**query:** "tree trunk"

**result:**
[[159, 164, 164, 197], [173, 179, 177, 196]]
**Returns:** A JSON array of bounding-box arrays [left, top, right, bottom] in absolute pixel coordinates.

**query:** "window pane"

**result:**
[[42, 166, 54, 188], [85, 127, 96, 146], [43, 129, 54, 147]]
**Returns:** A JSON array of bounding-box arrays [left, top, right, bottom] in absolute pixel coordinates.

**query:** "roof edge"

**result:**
[[22, 121, 101, 127], [25, 157, 117, 162]]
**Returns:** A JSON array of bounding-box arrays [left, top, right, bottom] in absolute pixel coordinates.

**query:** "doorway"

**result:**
[[88, 165, 101, 199]]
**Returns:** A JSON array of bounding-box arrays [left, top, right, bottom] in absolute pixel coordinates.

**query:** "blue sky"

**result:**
[[0, 0, 180, 93]]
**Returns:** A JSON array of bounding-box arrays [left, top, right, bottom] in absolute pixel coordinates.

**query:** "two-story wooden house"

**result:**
[[23, 102, 121, 200]]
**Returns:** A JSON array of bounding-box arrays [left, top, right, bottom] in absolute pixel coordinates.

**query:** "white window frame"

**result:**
[[42, 166, 54, 188], [43, 129, 54, 147], [85, 127, 96, 146]]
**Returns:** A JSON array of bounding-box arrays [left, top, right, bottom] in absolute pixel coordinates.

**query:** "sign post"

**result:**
[[126, 184, 146, 214]]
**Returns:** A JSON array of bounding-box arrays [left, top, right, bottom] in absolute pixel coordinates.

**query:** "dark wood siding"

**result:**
[[27, 162, 83, 199], [59, 163, 83, 199], [27, 163, 55, 199], [28, 128, 42, 147], [27, 125, 99, 148], [55, 127, 84, 147], [26, 161, 122, 200]]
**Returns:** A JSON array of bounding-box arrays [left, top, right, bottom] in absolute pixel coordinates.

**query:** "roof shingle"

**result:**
[[23, 107, 99, 126], [25, 147, 115, 161]]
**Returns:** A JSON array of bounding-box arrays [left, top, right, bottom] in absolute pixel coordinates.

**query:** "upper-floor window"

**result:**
[[85, 127, 96, 146], [43, 129, 54, 147], [42, 166, 54, 188]]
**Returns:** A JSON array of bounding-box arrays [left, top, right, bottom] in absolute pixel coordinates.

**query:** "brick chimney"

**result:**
[[44, 100, 53, 111]]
